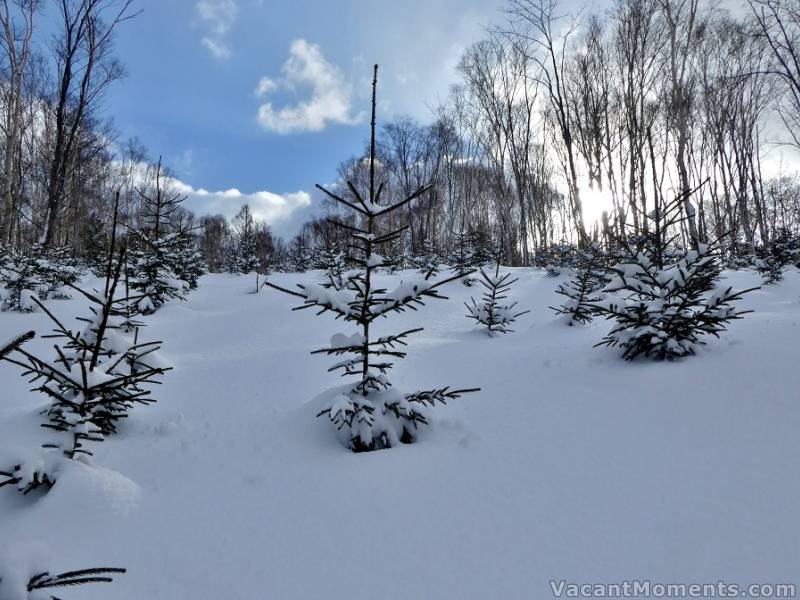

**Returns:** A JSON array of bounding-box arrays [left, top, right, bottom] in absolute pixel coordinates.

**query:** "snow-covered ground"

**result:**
[[1, 268, 798, 599]]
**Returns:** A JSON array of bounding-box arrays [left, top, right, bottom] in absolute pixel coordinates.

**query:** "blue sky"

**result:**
[[100, 0, 507, 236]]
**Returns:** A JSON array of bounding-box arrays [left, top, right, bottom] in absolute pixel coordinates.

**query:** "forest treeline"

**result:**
[[0, 0, 798, 272]]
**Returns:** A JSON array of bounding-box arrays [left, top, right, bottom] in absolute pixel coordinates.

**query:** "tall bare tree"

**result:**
[[41, 0, 136, 247]]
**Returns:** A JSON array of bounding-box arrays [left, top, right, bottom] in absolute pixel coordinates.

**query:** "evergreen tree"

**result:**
[[313, 240, 347, 289], [535, 243, 577, 277], [266, 66, 479, 452], [466, 263, 529, 335], [0, 249, 44, 311], [754, 229, 799, 284], [81, 211, 109, 274], [449, 229, 476, 285], [413, 238, 441, 278], [289, 234, 312, 272], [468, 226, 495, 267], [127, 232, 190, 314], [35, 245, 81, 300], [0, 223, 169, 494], [550, 243, 609, 325], [128, 161, 197, 313], [173, 231, 205, 290], [592, 193, 759, 360], [384, 232, 407, 273], [230, 204, 261, 275]]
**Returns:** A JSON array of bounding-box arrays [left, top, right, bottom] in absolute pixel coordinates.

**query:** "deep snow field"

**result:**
[[1, 267, 799, 599]]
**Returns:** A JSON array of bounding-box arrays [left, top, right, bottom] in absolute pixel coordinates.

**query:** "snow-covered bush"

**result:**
[[0, 542, 125, 600], [0, 251, 45, 311], [592, 241, 759, 360], [550, 243, 609, 325], [35, 246, 81, 300], [266, 66, 479, 452], [466, 264, 529, 335], [534, 242, 577, 276]]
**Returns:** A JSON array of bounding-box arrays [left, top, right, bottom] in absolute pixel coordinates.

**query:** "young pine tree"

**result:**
[[266, 66, 479, 452], [35, 245, 81, 300], [592, 191, 759, 360], [550, 243, 609, 325], [0, 249, 45, 311], [468, 226, 495, 267], [384, 232, 407, 273], [414, 238, 441, 278], [313, 240, 347, 289], [0, 219, 170, 494], [231, 204, 261, 275], [754, 229, 799, 284], [128, 161, 196, 313], [289, 234, 312, 273], [449, 228, 476, 285], [466, 263, 530, 335]]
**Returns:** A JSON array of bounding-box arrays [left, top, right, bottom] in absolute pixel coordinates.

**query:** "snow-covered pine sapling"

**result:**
[[128, 160, 196, 313], [450, 228, 476, 285], [36, 246, 81, 300], [265, 65, 479, 452], [231, 204, 261, 276], [550, 243, 609, 325], [593, 241, 758, 360], [289, 234, 312, 273], [412, 238, 442, 279], [312, 240, 347, 289], [0, 251, 170, 493], [591, 184, 760, 360], [465, 263, 530, 335], [384, 232, 407, 273], [0, 250, 44, 311], [468, 227, 495, 267], [754, 252, 784, 284], [172, 230, 205, 290], [754, 229, 798, 284]]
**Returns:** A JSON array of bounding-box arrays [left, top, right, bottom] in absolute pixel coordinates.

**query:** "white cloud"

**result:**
[[115, 158, 314, 238], [256, 39, 364, 134], [197, 0, 237, 60], [254, 76, 277, 97], [201, 37, 232, 60], [179, 183, 312, 229]]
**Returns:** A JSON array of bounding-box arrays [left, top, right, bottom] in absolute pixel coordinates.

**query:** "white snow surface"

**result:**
[[1, 268, 799, 599]]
